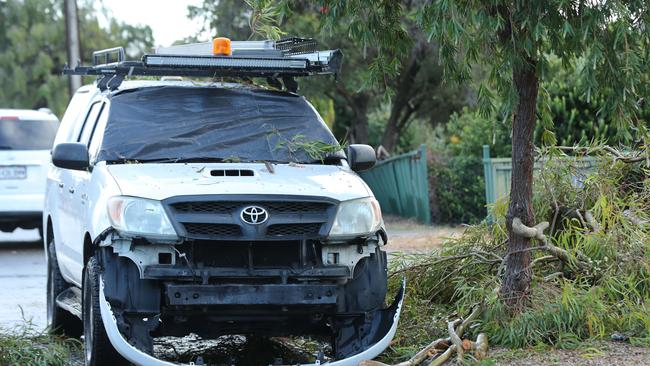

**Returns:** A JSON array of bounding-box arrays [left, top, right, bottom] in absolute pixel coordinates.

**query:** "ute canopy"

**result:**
[[98, 86, 343, 164]]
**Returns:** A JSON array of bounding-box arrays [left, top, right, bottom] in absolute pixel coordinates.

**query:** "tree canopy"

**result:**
[[319, 0, 650, 309], [0, 0, 154, 116], [190, 0, 470, 150]]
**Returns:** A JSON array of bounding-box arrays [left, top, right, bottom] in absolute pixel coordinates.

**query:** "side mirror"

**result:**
[[347, 144, 376, 172], [52, 143, 89, 171]]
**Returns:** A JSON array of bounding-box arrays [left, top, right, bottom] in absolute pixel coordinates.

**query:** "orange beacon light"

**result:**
[[212, 37, 232, 56]]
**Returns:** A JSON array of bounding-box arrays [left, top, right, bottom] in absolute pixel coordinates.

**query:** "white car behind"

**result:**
[[0, 109, 59, 237]]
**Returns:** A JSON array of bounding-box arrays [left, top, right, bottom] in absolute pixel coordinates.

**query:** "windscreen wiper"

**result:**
[[0, 146, 13, 150], [301, 156, 343, 165], [107, 157, 228, 164]]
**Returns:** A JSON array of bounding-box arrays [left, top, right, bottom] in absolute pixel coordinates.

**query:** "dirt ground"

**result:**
[[488, 342, 650, 366], [383, 216, 463, 253]]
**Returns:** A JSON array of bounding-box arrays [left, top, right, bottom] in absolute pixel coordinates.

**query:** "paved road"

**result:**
[[0, 229, 46, 331]]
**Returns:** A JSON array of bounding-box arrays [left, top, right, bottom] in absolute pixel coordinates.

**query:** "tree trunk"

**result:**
[[352, 94, 370, 144], [379, 42, 426, 153], [500, 61, 539, 311], [334, 84, 370, 144], [381, 119, 400, 153]]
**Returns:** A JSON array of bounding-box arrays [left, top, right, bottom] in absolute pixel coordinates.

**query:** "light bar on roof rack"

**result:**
[[63, 37, 342, 92], [154, 37, 318, 57], [155, 40, 277, 56], [143, 55, 308, 69]]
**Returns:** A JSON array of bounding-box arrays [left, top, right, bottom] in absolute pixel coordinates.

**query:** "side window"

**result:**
[[77, 102, 103, 145], [88, 105, 109, 162], [54, 89, 92, 145]]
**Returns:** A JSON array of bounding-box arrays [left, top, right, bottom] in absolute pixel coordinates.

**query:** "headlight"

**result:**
[[329, 197, 382, 237], [107, 196, 177, 239]]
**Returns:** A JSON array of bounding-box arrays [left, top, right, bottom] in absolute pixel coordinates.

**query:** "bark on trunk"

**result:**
[[381, 119, 400, 153], [500, 62, 539, 310], [334, 84, 370, 144], [353, 93, 370, 144], [380, 42, 426, 153]]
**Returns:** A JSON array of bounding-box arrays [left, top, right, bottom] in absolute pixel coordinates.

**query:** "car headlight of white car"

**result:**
[[107, 196, 178, 239], [329, 197, 383, 237]]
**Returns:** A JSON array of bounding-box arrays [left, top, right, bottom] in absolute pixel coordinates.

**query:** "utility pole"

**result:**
[[64, 0, 81, 95]]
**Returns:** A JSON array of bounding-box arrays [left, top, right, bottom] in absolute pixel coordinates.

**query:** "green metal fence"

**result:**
[[482, 145, 598, 220], [359, 144, 431, 224]]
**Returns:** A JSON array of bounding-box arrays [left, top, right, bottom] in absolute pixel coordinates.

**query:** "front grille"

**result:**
[[172, 201, 330, 215], [264, 202, 330, 213], [173, 202, 240, 214], [183, 223, 241, 237], [166, 196, 335, 240], [267, 223, 322, 237]]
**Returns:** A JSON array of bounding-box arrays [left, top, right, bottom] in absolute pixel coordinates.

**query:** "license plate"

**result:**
[[0, 166, 27, 180]]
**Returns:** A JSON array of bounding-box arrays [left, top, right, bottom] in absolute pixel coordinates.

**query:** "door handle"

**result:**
[[68, 188, 75, 194]]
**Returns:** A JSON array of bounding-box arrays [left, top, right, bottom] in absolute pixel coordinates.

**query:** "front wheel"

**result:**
[[83, 256, 127, 366], [46, 240, 82, 337]]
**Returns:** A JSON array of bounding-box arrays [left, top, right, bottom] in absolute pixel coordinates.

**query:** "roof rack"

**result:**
[[63, 37, 342, 92]]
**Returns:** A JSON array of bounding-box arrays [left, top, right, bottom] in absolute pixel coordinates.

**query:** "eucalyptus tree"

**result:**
[[191, 0, 468, 147], [0, 0, 154, 116], [321, 0, 650, 309]]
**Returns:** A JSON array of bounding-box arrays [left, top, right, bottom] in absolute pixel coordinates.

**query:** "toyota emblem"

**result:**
[[240, 206, 269, 225]]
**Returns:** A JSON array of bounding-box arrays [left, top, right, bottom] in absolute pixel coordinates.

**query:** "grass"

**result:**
[[0, 317, 80, 366]]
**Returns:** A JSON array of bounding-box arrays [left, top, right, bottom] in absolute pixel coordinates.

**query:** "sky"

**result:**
[[97, 0, 211, 47]]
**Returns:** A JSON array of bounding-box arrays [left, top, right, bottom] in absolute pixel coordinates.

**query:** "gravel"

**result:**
[[488, 342, 650, 366]]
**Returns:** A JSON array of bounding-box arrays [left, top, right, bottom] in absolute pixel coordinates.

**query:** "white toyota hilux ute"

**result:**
[[47, 41, 404, 366], [0, 109, 59, 236]]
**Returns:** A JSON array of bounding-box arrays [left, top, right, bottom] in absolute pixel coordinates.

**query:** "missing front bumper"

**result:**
[[99, 276, 406, 366], [165, 283, 339, 306]]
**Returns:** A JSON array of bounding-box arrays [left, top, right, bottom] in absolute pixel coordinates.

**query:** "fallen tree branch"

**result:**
[[455, 306, 481, 341], [512, 218, 548, 240], [362, 306, 483, 366], [584, 210, 600, 233], [553, 145, 648, 165], [512, 217, 592, 271], [390, 251, 501, 279], [360, 339, 451, 366], [426, 344, 455, 366], [429, 306, 482, 365], [624, 209, 648, 227], [474, 333, 488, 359], [544, 271, 564, 282], [575, 209, 588, 230], [531, 255, 556, 267], [447, 320, 464, 362]]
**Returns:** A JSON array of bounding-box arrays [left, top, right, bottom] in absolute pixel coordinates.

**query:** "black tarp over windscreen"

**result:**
[[98, 86, 342, 163]]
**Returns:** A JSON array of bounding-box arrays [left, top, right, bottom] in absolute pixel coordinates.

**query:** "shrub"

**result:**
[[384, 148, 649, 362], [428, 108, 511, 224]]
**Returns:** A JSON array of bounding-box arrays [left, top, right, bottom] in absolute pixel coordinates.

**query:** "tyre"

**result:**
[[46, 240, 82, 337], [83, 256, 127, 366]]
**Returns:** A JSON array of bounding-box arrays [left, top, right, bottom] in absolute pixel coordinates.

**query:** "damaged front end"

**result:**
[[98, 275, 404, 366], [95, 196, 405, 365]]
